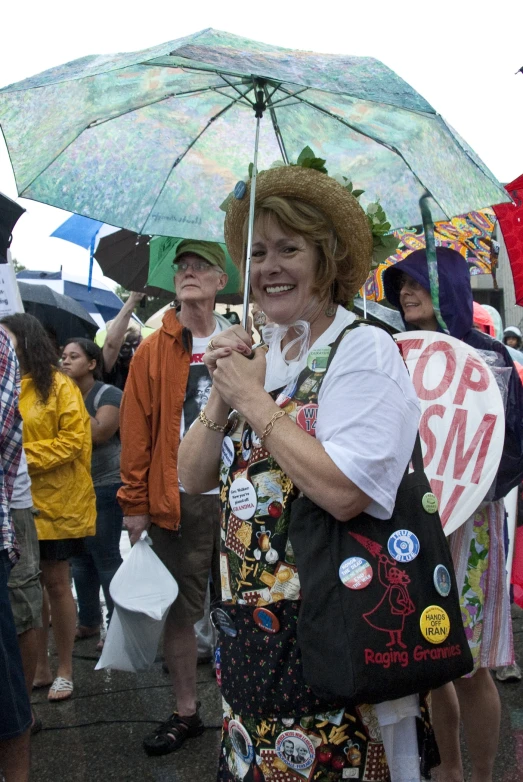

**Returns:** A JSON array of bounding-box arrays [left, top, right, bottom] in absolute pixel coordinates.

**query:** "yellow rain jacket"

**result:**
[[19, 370, 96, 540]]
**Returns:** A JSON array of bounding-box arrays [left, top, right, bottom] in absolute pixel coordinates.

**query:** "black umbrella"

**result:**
[[95, 229, 242, 304], [18, 282, 98, 346], [0, 192, 25, 262]]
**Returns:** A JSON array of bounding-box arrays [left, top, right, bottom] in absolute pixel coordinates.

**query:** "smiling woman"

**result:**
[[178, 163, 439, 781]]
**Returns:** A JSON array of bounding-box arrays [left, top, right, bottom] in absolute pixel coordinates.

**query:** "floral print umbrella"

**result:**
[[0, 28, 509, 240]]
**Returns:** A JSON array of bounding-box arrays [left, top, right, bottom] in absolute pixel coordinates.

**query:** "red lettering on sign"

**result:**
[[412, 341, 457, 401], [398, 338, 424, 363], [437, 408, 497, 483], [419, 404, 445, 468], [431, 478, 466, 526], [453, 356, 490, 406]]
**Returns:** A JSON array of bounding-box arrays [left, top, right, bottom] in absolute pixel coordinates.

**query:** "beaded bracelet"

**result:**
[[259, 410, 286, 443], [198, 408, 227, 433]]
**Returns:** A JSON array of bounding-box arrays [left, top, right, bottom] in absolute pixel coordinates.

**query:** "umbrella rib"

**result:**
[[138, 97, 242, 235], [86, 81, 246, 129], [264, 84, 289, 164], [281, 89, 448, 217]]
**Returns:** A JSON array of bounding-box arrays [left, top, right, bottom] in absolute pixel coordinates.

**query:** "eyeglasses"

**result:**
[[172, 260, 216, 273]]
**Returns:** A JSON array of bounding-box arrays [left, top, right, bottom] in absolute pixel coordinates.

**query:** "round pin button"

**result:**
[[306, 347, 331, 373], [433, 564, 451, 597], [228, 719, 254, 762], [296, 404, 318, 437], [275, 730, 315, 771], [221, 436, 235, 468], [229, 478, 257, 520], [388, 529, 420, 563], [253, 607, 280, 634], [339, 557, 373, 590], [420, 605, 450, 644], [422, 492, 439, 514]]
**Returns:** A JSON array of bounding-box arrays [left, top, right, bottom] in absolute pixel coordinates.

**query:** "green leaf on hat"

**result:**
[[297, 146, 316, 165]]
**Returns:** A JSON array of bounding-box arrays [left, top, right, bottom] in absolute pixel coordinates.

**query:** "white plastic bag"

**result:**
[[96, 532, 178, 672]]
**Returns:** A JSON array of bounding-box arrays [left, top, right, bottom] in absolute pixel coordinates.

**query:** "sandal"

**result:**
[[143, 706, 204, 756], [48, 677, 74, 702]]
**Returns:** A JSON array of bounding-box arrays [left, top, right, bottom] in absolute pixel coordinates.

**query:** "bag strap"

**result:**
[[324, 318, 425, 477], [93, 383, 111, 412]]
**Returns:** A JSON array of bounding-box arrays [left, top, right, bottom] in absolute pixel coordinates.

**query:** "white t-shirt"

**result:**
[[11, 448, 32, 510], [265, 307, 421, 519], [179, 319, 224, 495]]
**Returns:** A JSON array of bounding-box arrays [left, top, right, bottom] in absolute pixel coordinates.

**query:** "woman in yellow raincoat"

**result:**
[[1, 314, 96, 702]]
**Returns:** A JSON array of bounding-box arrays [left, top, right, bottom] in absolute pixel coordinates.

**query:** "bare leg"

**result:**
[[454, 668, 500, 782], [0, 729, 30, 782], [430, 682, 463, 782], [34, 584, 52, 687], [17, 629, 38, 699], [163, 613, 197, 716], [40, 560, 76, 698]]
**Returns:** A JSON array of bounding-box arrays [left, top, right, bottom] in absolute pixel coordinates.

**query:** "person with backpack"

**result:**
[[62, 339, 123, 649]]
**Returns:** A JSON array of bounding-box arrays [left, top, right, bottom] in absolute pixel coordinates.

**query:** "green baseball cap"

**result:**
[[174, 239, 227, 272]]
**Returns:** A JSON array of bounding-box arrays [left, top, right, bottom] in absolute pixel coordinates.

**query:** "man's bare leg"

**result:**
[[163, 613, 198, 716]]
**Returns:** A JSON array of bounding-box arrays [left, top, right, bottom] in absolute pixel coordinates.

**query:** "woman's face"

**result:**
[[61, 343, 96, 381], [398, 274, 438, 331], [250, 220, 319, 325]]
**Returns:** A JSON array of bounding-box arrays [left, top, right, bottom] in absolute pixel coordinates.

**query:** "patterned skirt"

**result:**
[[448, 499, 514, 673]]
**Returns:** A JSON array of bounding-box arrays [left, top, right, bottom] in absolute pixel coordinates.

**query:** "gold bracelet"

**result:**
[[259, 410, 286, 443], [198, 408, 227, 433]]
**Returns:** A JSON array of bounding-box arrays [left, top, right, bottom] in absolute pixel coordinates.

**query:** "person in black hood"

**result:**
[[384, 247, 523, 782]]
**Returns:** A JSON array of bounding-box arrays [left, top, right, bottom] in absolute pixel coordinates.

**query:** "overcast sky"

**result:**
[[1, 0, 522, 286]]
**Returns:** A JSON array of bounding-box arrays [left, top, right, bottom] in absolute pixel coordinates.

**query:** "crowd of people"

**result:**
[[0, 161, 521, 782]]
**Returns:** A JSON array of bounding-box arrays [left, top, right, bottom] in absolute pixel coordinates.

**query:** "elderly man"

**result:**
[[118, 240, 229, 755]]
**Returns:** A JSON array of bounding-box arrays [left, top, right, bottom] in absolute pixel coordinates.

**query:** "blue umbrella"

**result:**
[[16, 269, 123, 326]]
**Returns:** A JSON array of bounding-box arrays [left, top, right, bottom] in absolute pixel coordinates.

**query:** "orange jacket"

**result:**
[[117, 309, 190, 530]]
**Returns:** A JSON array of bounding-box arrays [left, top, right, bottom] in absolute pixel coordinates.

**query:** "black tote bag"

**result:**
[[289, 433, 473, 705]]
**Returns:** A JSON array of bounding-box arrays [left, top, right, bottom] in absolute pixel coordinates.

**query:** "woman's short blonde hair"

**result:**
[[242, 196, 352, 304]]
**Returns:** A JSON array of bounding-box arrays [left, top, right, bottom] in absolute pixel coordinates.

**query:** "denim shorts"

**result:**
[[0, 549, 32, 739], [8, 508, 43, 634]]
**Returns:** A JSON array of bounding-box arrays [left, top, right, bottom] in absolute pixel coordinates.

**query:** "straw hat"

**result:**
[[224, 166, 373, 301]]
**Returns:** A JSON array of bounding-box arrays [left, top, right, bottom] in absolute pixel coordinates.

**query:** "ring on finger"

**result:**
[[207, 339, 216, 351]]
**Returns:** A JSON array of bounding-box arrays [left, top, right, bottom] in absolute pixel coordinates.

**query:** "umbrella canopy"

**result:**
[[16, 270, 123, 326], [352, 297, 405, 332], [94, 229, 242, 303], [0, 191, 25, 261], [0, 28, 509, 243], [493, 175, 523, 305], [363, 209, 497, 301], [18, 281, 98, 345]]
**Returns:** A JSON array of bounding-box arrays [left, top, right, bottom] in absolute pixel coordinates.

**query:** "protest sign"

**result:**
[[396, 332, 504, 535]]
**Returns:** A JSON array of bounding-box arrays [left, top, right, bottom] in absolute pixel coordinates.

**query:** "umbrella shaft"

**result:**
[[242, 115, 262, 330]]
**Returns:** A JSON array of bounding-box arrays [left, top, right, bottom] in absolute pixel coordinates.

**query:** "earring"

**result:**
[[324, 303, 336, 317]]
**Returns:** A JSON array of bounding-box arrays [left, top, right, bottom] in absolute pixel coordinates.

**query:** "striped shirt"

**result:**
[[0, 327, 22, 563]]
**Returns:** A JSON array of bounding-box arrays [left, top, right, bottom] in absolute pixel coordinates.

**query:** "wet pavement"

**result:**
[[29, 607, 523, 781]]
